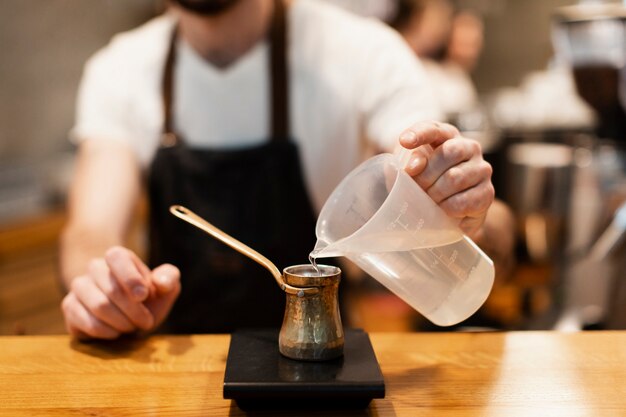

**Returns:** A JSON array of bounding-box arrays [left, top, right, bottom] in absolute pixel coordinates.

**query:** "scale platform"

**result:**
[[223, 328, 385, 411]]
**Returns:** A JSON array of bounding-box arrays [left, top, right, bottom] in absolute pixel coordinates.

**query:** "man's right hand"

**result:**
[[61, 246, 181, 340]]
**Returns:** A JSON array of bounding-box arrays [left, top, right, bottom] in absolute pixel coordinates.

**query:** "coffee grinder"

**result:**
[[552, 2, 626, 329]]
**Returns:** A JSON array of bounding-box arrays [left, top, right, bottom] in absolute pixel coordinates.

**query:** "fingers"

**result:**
[[399, 121, 459, 150], [61, 292, 121, 340], [105, 246, 150, 302], [402, 147, 431, 177], [62, 259, 182, 341], [71, 271, 135, 333], [151, 264, 181, 295], [425, 142, 494, 236], [89, 259, 155, 330], [405, 135, 493, 211], [411, 138, 482, 190], [398, 121, 495, 236], [61, 247, 162, 341], [145, 264, 181, 328], [438, 180, 495, 221], [399, 121, 460, 178], [422, 142, 493, 204]]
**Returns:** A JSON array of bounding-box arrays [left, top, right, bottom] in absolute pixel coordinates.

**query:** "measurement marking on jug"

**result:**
[[391, 202, 410, 230], [345, 197, 368, 223], [427, 247, 460, 270], [449, 250, 458, 265], [411, 218, 425, 238]]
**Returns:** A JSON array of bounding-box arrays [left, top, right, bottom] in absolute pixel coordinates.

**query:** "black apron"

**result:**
[[148, 0, 317, 334]]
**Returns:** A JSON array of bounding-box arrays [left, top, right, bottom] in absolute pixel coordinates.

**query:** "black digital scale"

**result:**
[[223, 328, 385, 411]]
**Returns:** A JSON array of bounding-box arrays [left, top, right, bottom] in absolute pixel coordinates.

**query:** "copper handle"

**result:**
[[169, 205, 317, 297]]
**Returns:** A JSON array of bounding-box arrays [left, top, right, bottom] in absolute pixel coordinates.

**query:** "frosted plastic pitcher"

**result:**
[[311, 151, 495, 326]]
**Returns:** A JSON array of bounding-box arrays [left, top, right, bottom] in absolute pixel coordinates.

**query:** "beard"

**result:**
[[171, 0, 241, 15]]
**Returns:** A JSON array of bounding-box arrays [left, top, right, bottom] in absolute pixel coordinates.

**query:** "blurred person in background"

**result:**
[[60, 0, 512, 340], [316, 0, 397, 20], [391, 0, 484, 120]]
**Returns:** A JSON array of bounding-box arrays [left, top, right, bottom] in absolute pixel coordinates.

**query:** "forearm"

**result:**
[[59, 223, 125, 290], [473, 199, 516, 281], [59, 140, 142, 289]]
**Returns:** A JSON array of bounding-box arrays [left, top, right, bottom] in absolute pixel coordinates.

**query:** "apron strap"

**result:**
[[161, 25, 179, 147], [160, 0, 290, 147], [269, 0, 289, 139]]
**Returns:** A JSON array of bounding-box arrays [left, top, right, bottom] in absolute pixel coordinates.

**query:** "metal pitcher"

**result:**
[[279, 264, 344, 361]]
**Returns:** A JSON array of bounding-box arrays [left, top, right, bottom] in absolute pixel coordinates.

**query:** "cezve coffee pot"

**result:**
[[169, 205, 343, 361]]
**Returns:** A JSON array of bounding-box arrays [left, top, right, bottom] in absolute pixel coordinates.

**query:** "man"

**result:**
[[61, 0, 503, 339]]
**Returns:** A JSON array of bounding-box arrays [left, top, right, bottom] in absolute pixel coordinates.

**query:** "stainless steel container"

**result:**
[[506, 142, 575, 262]]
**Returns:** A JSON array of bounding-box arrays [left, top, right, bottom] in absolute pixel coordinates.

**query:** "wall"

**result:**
[[0, 0, 160, 159], [468, 0, 579, 94], [0, 0, 162, 223]]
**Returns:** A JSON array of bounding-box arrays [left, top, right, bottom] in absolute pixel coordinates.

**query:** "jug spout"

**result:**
[[310, 239, 345, 259]]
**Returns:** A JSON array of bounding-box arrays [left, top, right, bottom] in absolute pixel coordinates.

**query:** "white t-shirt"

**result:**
[[422, 59, 478, 118], [72, 0, 440, 212]]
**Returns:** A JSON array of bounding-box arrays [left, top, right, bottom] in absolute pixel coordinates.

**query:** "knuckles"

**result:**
[[484, 181, 495, 201], [440, 137, 484, 165], [90, 298, 112, 318], [102, 281, 123, 300], [61, 294, 74, 315], [467, 183, 495, 215], [445, 195, 471, 217], [87, 258, 107, 277], [441, 140, 467, 162], [105, 246, 130, 263], [443, 181, 494, 218], [468, 139, 482, 155], [433, 121, 459, 137], [479, 160, 493, 180], [443, 166, 465, 191], [69, 275, 87, 294]]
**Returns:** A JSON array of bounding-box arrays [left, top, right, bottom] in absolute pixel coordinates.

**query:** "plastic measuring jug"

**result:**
[[310, 151, 495, 326]]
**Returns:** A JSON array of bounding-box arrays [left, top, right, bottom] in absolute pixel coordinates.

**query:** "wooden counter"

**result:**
[[0, 331, 624, 416]]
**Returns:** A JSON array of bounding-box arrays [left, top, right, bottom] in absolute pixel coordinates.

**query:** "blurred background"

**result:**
[[0, 0, 624, 335]]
